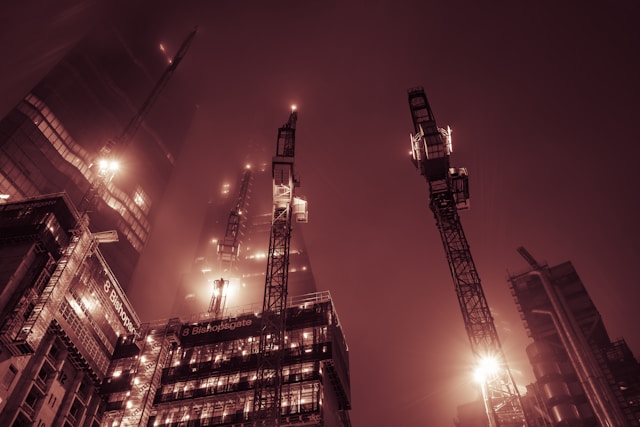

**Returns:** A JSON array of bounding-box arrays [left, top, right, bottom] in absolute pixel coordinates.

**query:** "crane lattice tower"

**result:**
[[253, 108, 307, 425], [407, 87, 526, 427]]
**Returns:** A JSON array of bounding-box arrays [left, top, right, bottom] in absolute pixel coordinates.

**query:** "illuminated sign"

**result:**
[[180, 315, 260, 347], [185, 319, 253, 336], [103, 280, 136, 334]]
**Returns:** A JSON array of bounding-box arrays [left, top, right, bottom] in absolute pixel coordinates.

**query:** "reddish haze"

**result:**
[[2, 1, 639, 426]]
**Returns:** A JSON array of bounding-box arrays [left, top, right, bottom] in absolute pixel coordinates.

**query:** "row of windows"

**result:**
[[76, 261, 136, 339], [17, 98, 92, 193], [20, 387, 85, 427], [159, 361, 318, 403], [21, 95, 153, 252], [67, 287, 115, 355], [0, 140, 43, 198], [148, 382, 321, 427], [59, 299, 110, 374], [108, 194, 148, 252], [169, 327, 327, 369], [23, 94, 91, 165]]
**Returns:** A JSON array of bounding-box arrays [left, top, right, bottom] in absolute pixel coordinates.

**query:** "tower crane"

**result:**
[[80, 27, 197, 211], [208, 166, 254, 316], [407, 87, 527, 427], [253, 107, 307, 425]]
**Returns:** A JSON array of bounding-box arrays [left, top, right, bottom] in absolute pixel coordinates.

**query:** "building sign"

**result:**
[[180, 314, 261, 347], [103, 280, 137, 335]]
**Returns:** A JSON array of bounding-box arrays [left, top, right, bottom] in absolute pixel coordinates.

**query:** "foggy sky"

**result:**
[[2, 1, 640, 426]]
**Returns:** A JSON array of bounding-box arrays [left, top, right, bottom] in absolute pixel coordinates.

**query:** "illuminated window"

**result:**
[[133, 186, 151, 215]]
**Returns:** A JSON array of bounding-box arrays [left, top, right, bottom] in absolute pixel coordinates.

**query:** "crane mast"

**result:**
[[101, 26, 197, 158], [209, 167, 254, 316], [80, 27, 197, 211], [407, 87, 526, 427], [253, 108, 302, 425]]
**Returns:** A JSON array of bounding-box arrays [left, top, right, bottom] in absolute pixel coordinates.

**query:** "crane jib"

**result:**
[[407, 86, 527, 427]]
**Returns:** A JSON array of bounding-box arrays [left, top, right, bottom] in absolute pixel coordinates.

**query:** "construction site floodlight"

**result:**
[[473, 355, 500, 383], [95, 158, 120, 184]]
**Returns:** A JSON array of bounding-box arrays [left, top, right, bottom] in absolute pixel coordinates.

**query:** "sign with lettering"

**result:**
[[180, 314, 260, 347], [103, 280, 137, 335]]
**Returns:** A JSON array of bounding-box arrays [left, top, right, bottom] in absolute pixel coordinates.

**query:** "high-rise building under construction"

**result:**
[[100, 291, 350, 427], [172, 165, 318, 318], [509, 250, 640, 426], [0, 191, 351, 427], [0, 8, 197, 290]]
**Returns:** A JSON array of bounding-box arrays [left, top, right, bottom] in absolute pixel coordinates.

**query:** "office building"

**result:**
[[101, 291, 351, 427], [508, 258, 640, 426], [0, 9, 197, 289], [0, 194, 140, 427], [0, 192, 351, 427]]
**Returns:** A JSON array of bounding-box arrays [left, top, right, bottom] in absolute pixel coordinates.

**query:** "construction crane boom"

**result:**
[[253, 107, 306, 425], [407, 87, 526, 427], [208, 167, 254, 316], [80, 27, 197, 211], [102, 26, 197, 157]]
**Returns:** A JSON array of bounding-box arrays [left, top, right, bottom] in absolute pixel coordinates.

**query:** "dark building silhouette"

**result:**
[[0, 9, 197, 290], [508, 258, 640, 426]]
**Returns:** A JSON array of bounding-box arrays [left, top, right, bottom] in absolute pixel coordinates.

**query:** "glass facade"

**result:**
[[0, 15, 197, 290], [102, 293, 351, 427]]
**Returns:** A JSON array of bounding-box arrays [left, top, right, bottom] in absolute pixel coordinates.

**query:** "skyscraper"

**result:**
[[171, 164, 317, 317], [0, 194, 139, 427], [0, 8, 197, 289], [101, 291, 351, 427], [508, 254, 640, 426]]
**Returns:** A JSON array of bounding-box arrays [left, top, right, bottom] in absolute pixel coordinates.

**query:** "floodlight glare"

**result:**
[[473, 355, 500, 383]]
